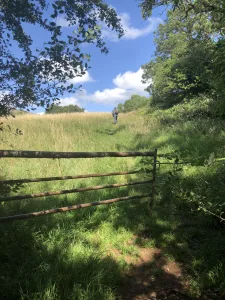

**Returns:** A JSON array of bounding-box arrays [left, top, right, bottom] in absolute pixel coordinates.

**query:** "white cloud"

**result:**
[[79, 88, 133, 104], [56, 11, 163, 42], [73, 68, 150, 106], [102, 13, 163, 42], [67, 71, 94, 84], [58, 96, 81, 107], [37, 112, 45, 115], [113, 68, 150, 92]]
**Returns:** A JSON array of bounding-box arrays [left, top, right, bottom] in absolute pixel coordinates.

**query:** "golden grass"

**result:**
[[0, 112, 153, 205]]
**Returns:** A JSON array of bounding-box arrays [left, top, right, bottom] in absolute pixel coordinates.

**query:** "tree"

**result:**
[[118, 94, 150, 112], [139, 0, 225, 33], [141, 8, 216, 108], [209, 39, 225, 115], [46, 104, 84, 114], [140, 1, 225, 110], [0, 0, 123, 117]]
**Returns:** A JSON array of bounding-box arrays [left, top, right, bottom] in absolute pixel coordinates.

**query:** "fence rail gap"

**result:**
[[0, 180, 153, 202], [0, 170, 147, 184]]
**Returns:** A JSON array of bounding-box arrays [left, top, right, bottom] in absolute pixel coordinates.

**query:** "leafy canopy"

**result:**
[[141, 0, 225, 110], [142, 9, 215, 108], [0, 0, 123, 117], [140, 0, 225, 33]]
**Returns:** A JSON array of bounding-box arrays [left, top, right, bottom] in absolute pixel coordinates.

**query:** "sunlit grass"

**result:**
[[0, 112, 155, 299], [1, 111, 225, 299]]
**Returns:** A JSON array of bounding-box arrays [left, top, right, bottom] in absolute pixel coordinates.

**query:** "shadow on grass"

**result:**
[[120, 250, 192, 300], [115, 116, 225, 298], [0, 220, 122, 300], [1, 169, 224, 299], [0, 189, 195, 299], [0, 174, 154, 299]]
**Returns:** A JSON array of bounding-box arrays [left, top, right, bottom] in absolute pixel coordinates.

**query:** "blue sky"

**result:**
[[33, 1, 165, 113]]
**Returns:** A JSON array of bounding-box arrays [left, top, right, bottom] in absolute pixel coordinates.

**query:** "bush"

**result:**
[[153, 95, 212, 125]]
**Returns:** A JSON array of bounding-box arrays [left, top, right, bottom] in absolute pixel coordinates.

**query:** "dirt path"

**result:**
[[119, 247, 191, 300], [113, 236, 221, 300]]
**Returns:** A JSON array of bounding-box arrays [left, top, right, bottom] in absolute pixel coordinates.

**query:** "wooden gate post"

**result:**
[[150, 148, 157, 211]]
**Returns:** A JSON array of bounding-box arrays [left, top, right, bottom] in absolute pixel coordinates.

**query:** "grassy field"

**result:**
[[0, 111, 225, 299]]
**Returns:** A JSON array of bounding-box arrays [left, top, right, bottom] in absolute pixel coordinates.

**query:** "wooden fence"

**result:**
[[0, 149, 157, 222]]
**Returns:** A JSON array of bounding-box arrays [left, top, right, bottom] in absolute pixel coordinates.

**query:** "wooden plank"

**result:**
[[0, 150, 155, 159], [0, 180, 153, 202], [0, 170, 142, 184], [0, 194, 151, 222]]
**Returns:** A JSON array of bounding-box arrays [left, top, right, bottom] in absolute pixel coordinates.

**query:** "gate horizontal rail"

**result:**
[[0, 150, 155, 159], [0, 170, 143, 184], [0, 149, 157, 222], [0, 194, 151, 223], [0, 180, 153, 202]]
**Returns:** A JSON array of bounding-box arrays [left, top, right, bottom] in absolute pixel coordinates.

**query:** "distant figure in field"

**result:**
[[112, 107, 119, 124]]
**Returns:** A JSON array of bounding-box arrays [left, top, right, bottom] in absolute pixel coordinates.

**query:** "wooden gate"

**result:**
[[0, 149, 157, 222]]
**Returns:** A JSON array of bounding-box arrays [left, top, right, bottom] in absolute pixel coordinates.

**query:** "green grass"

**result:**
[[1, 111, 225, 299]]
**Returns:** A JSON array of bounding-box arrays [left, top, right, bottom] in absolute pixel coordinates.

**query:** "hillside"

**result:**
[[0, 111, 225, 299], [10, 109, 32, 116]]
